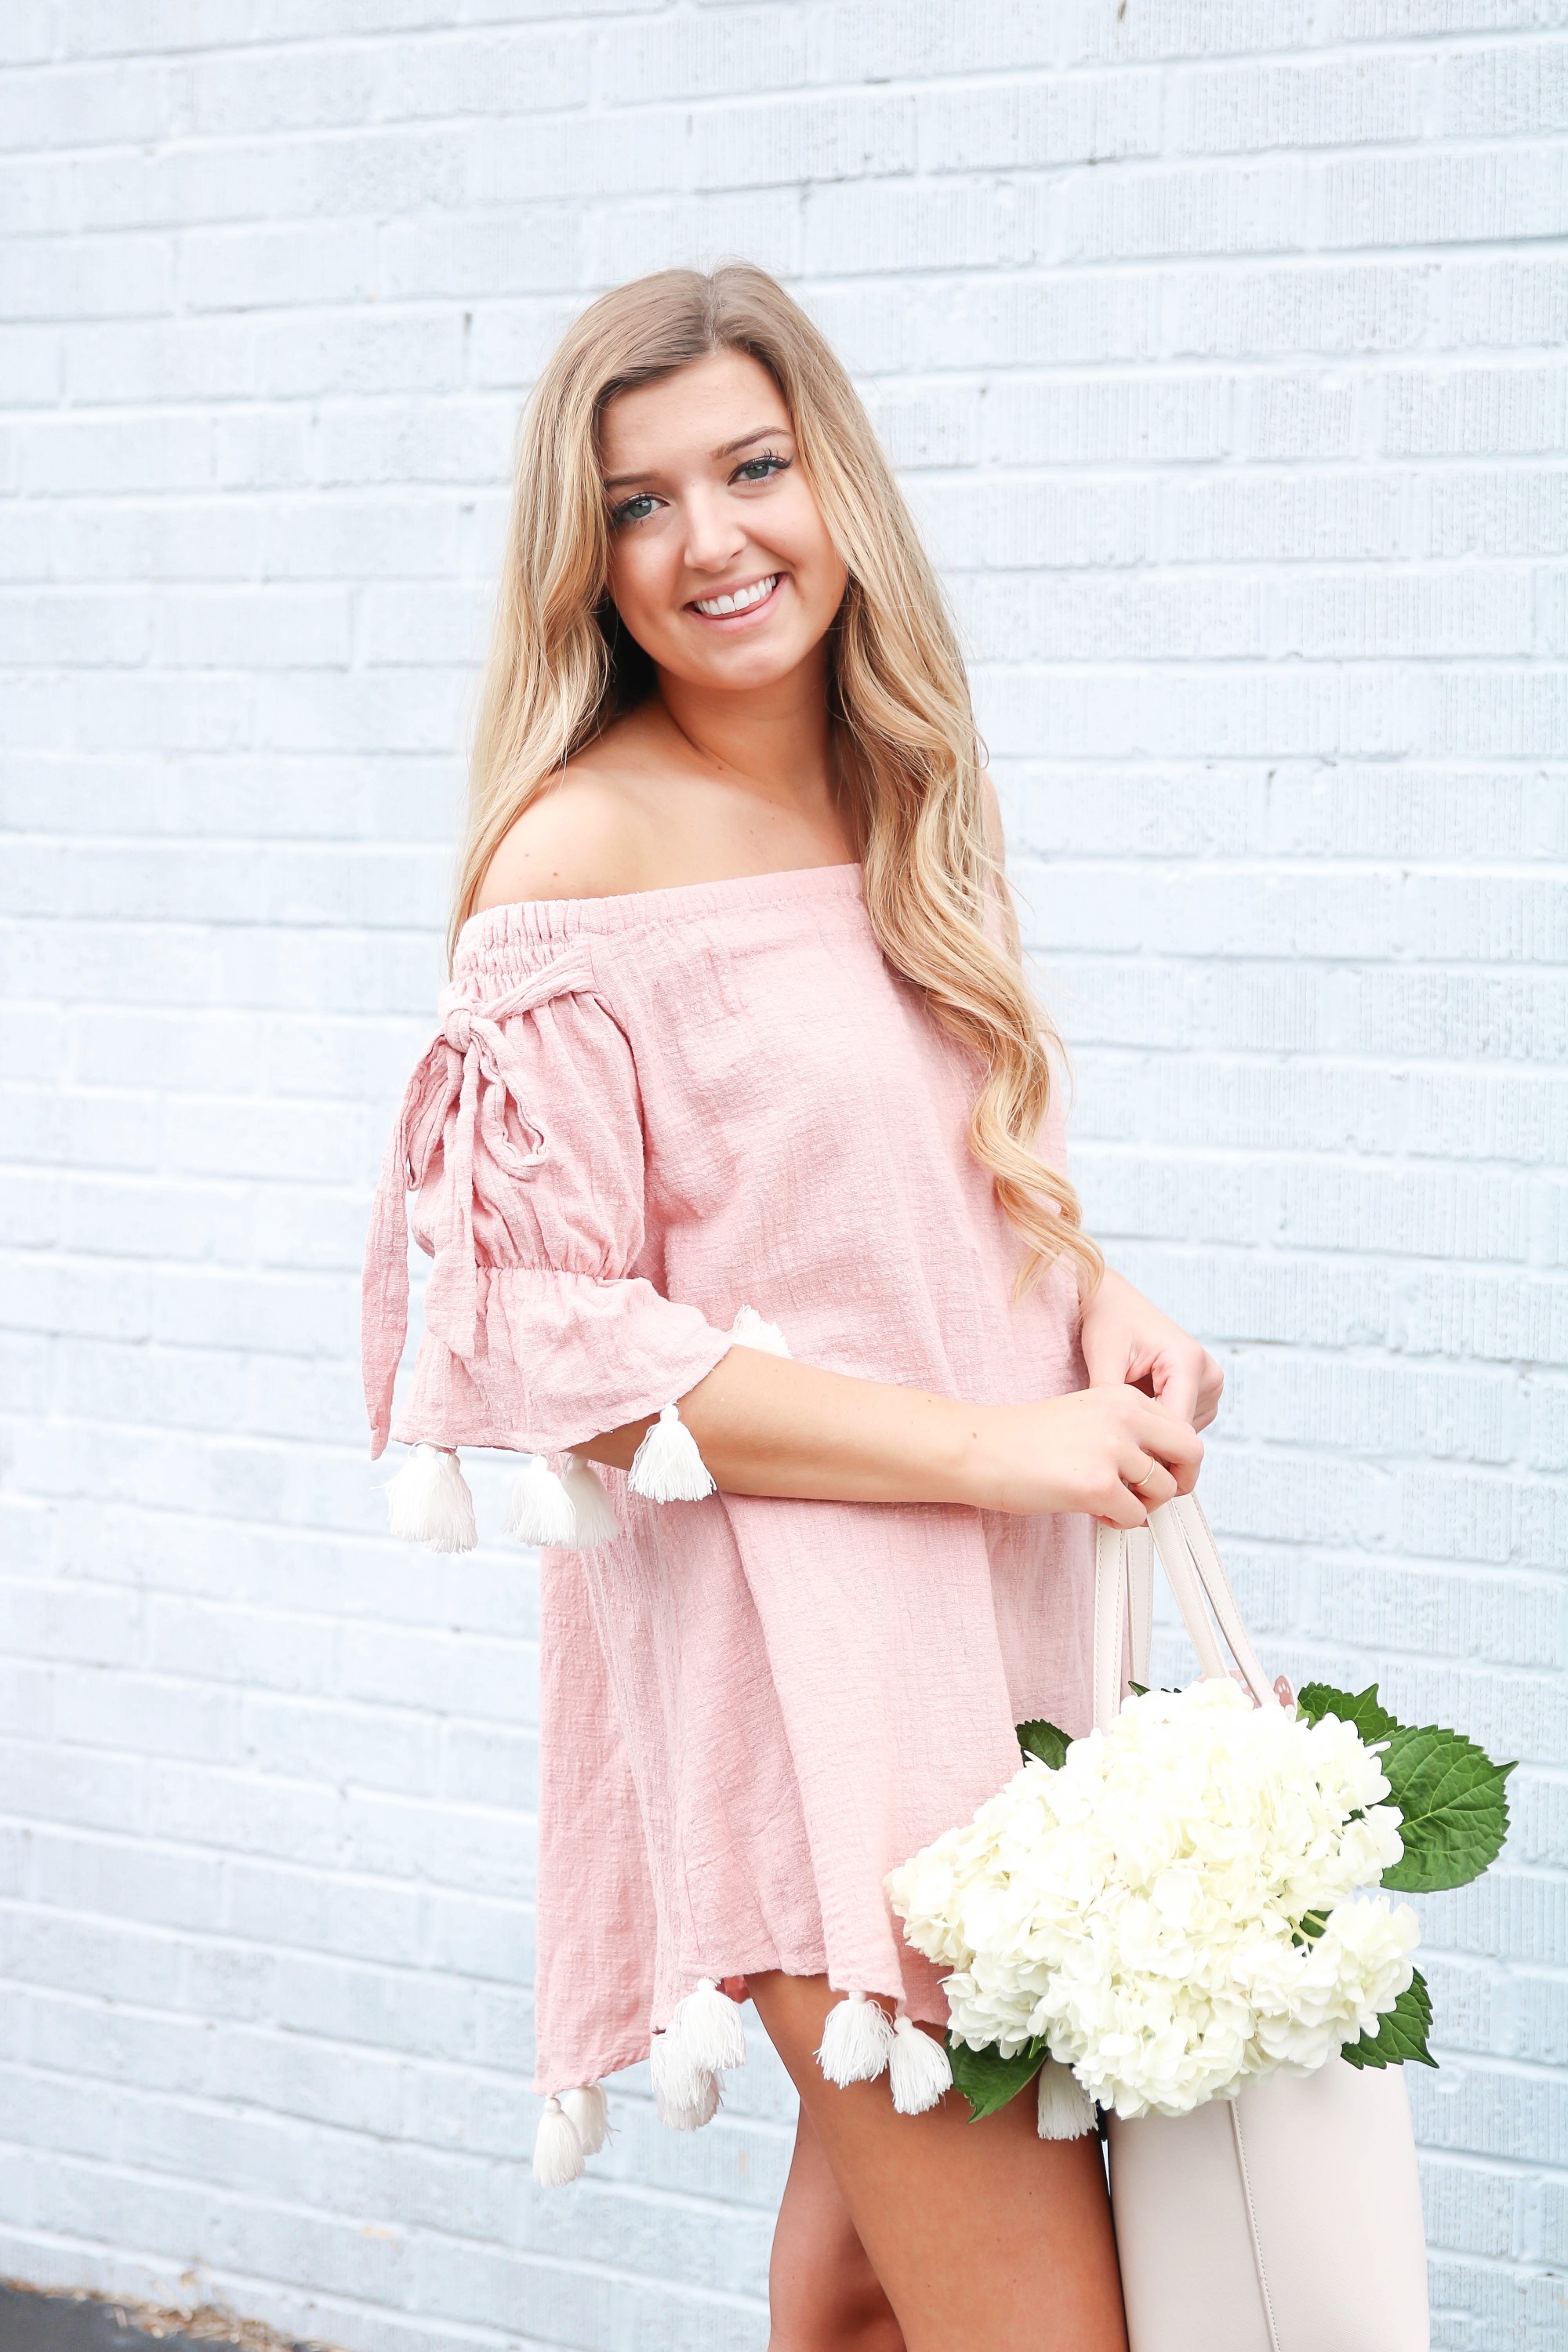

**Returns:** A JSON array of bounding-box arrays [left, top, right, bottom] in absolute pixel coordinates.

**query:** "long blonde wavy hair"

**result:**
[[452, 264, 1101, 1296]]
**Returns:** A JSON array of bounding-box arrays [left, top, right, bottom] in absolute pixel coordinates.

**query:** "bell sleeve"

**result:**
[[361, 944, 735, 1464]]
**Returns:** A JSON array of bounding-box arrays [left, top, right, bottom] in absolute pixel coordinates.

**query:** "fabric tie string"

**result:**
[[361, 949, 596, 1457]]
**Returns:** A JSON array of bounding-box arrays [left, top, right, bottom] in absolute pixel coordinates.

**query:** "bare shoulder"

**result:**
[[473, 730, 660, 909]]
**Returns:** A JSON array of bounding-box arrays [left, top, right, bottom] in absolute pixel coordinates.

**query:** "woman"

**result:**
[[363, 266, 1221, 2351]]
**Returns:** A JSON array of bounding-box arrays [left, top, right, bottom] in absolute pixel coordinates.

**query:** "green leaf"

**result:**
[[1379, 1725, 1515, 1893], [1296, 1682, 1400, 1744], [946, 2034, 1047, 2121], [1016, 1718, 1073, 1770], [1339, 1969, 1436, 2071], [1294, 1684, 1512, 1893]]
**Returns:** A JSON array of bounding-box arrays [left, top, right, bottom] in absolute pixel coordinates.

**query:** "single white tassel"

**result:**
[[560, 1454, 622, 1546], [729, 1304, 791, 1357], [1036, 2056, 1096, 2142], [658, 2069, 721, 2132], [887, 2014, 953, 2116], [628, 1404, 715, 1504], [531, 2095, 585, 2187], [505, 1454, 577, 1547], [649, 2028, 708, 2118], [560, 2081, 610, 2156], [668, 1976, 746, 2075], [385, 1445, 477, 1554], [817, 1990, 895, 2086]]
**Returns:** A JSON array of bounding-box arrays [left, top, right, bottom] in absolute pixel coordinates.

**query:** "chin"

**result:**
[[705, 652, 810, 693], [673, 634, 817, 691]]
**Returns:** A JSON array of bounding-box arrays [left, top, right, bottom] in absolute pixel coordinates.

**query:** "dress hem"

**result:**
[[533, 1961, 952, 2096]]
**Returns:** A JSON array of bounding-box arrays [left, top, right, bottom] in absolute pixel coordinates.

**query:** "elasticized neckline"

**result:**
[[454, 859, 866, 960]]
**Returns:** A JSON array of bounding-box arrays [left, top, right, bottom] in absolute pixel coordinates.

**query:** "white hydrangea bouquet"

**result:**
[[887, 1675, 1512, 2133]]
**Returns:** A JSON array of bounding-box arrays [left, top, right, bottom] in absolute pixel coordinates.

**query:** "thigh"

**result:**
[[769, 2101, 905, 2352], [750, 1973, 1127, 2352]]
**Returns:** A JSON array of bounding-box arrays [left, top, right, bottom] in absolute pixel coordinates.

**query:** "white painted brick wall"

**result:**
[[1, 5, 1564, 2347]]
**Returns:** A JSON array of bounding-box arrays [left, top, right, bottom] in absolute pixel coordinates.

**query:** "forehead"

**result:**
[[597, 347, 790, 474]]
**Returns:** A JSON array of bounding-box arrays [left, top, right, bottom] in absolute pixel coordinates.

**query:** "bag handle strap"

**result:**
[[1091, 1523, 1156, 1732], [1092, 1493, 1276, 1731], [1153, 1492, 1275, 1709]]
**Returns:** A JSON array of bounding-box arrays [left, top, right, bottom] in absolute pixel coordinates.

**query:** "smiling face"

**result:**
[[598, 347, 849, 699]]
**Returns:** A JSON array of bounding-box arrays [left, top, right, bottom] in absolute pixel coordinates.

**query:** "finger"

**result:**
[[1123, 1452, 1178, 1508], [1121, 1450, 1178, 1510], [1093, 1481, 1145, 1530], [1131, 1402, 1205, 1470], [1152, 1352, 1201, 1428], [1131, 1417, 1203, 1495], [1193, 1357, 1225, 1434]]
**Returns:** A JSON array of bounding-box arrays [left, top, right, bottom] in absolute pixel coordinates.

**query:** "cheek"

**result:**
[[605, 537, 669, 637], [774, 488, 834, 570], [788, 485, 846, 579], [789, 506, 848, 615]]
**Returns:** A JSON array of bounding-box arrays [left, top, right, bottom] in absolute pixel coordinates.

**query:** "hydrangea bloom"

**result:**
[[886, 1680, 1419, 2120]]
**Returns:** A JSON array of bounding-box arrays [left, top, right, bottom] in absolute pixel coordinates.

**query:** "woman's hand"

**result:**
[[1078, 1267, 1224, 1433], [961, 1385, 1203, 1526]]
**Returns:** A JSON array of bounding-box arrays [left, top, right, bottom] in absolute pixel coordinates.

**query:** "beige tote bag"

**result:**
[[1096, 1494, 1431, 2352]]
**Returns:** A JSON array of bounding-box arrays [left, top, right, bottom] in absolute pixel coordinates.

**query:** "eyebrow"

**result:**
[[601, 424, 791, 492]]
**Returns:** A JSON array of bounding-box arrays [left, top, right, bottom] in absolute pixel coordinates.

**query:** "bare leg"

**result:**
[[751, 1973, 1127, 2352], [769, 2099, 906, 2351]]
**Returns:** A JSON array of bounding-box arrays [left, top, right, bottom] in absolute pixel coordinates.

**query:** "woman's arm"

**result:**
[[582, 1349, 1203, 1529]]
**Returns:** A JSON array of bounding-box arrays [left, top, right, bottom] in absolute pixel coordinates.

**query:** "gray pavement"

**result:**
[[0, 2292, 317, 2352]]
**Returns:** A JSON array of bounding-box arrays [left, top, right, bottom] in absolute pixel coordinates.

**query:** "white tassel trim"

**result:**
[[666, 1976, 746, 2075], [887, 2014, 953, 2116], [817, 1990, 895, 2086], [656, 2068, 720, 2132], [729, 1304, 791, 1357], [505, 1455, 577, 1547], [1036, 2057, 1096, 2142], [560, 2081, 610, 2156], [648, 2032, 719, 2126], [532, 2095, 585, 2187], [385, 1445, 477, 1554], [629, 1404, 715, 1504], [649, 1976, 745, 2134], [506, 1453, 623, 1550], [560, 1453, 622, 1545]]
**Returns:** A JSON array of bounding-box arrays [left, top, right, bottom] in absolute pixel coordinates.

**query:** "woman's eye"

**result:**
[[612, 493, 659, 528], [734, 455, 789, 485]]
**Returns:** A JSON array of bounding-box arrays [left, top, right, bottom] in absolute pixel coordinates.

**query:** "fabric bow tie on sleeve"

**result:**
[[361, 949, 594, 1457]]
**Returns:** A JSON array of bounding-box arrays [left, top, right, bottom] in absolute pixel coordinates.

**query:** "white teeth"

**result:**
[[695, 575, 776, 618]]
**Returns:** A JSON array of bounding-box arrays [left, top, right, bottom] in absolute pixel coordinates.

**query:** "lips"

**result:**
[[689, 573, 780, 619]]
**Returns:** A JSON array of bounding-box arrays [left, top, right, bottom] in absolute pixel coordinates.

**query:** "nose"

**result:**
[[681, 484, 747, 577]]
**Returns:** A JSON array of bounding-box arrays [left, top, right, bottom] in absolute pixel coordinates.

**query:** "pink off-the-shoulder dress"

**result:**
[[362, 862, 1095, 2118]]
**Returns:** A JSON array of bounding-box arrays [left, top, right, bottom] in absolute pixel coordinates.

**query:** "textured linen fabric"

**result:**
[[362, 862, 1096, 2096]]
